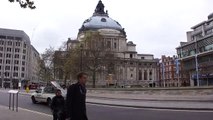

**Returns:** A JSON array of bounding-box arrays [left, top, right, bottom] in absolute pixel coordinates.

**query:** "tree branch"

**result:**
[[8, 0, 36, 9]]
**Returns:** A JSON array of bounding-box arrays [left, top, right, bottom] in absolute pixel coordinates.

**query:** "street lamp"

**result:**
[[175, 59, 180, 87], [1, 72, 3, 88], [195, 54, 199, 86], [80, 44, 83, 71]]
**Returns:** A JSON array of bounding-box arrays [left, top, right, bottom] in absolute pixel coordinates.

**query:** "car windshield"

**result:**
[[36, 88, 42, 93]]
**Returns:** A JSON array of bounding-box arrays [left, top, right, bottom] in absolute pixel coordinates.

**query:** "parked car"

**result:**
[[31, 81, 66, 106]]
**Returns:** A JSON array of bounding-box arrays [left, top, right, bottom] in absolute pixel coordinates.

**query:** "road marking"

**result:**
[[0, 104, 52, 117], [87, 103, 213, 113], [19, 107, 52, 117]]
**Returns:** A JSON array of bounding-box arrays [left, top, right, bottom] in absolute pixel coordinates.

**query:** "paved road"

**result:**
[[1, 91, 213, 120]]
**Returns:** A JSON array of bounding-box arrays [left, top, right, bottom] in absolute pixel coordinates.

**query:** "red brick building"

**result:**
[[159, 55, 187, 87]]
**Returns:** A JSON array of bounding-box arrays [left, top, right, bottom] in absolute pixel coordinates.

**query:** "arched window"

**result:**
[[149, 70, 153, 80], [144, 70, 147, 80], [139, 70, 142, 80]]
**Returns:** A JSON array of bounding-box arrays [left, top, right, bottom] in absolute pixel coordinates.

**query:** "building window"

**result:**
[[21, 73, 24, 78], [205, 44, 213, 51], [14, 60, 19, 64], [141, 57, 144, 59], [130, 54, 133, 58], [24, 43, 26, 48], [206, 29, 212, 35], [5, 72, 9, 77], [6, 54, 11, 58], [22, 61, 25, 65], [0, 35, 6, 39], [16, 42, 21, 46], [144, 70, 147, 80], [7, 41, 12, 46], [114, 42, 117, 49], [15, 48, 20, 53], [7, 36, 14, 40], [22, 55, 26, 60], [5, 66, 10, 70], [107, 41, 111, 48], [0, 59, 2, 63], [22, 67, 25, 71], [139, 70, 142, 80], [7, 48, 12, 52], [6, 60, 10, 64], [13, 72, 18, 77], [149, 70, 153, 80], [23, 49, 26, 54], [0, 66, 1, 70], [0, 47, 3, 51], [15, 37, 22, 40], [0, 40, 4, 45], [131, 74, 133, 78], [14, 66, 19, 71], [14, 54, 19, 58], [0, 53, 2, 57]]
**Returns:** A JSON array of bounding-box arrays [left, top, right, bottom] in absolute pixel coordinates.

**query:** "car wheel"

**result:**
[[47, 98, 51, 107], [31, 96, 37, 104]]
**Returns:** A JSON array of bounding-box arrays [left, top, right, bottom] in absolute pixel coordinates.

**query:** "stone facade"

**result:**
[[0, 28, 40, 88], [67, 1, 159, 87]]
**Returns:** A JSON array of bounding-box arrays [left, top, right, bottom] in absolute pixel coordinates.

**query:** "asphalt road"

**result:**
[[0, 90, 213, 120]]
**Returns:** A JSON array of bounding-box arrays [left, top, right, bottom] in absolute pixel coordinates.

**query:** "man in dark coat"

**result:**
[[66, 72, 88, 120], [50, 89, 65, 120]]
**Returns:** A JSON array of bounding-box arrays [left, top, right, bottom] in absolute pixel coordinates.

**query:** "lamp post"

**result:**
[[195, 54, 199, 86], [175, 59, 180, 87], [1, 73, 3, 88], [80, 44, 83, 71]]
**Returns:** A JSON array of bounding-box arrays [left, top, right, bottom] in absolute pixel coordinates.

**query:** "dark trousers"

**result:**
[[53, 111, 65, 120]]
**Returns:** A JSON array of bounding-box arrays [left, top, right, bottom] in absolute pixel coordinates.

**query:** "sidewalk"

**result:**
[[86, 91, 213, 110], [86, 92, 213, 102], [0, 105, 52, 120], [0, 88, 35, 95], [86, 97, 213, 111]]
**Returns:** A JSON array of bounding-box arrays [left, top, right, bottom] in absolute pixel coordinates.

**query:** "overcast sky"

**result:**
[[0, 0, 213, 58]]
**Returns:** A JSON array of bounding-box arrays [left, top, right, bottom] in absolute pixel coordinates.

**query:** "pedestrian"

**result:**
[[66, 72, 88, 120], [50, 89, 65, 120]]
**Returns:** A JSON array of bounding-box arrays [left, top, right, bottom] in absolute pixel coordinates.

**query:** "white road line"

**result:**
[[87, 103, 213, 113], [0, 105, 52, 117], [19, 107, 52, 117]]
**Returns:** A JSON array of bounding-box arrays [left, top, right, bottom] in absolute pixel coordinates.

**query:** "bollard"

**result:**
[[8, 90, 19, 112]]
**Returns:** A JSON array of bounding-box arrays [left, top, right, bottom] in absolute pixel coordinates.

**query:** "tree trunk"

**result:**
[[92, 71, 96, 88], [64, 74, 67, 87]]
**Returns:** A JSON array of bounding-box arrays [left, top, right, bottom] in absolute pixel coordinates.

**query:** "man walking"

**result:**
[[50, 89, 65, 120], [66, 72, 88, 120]]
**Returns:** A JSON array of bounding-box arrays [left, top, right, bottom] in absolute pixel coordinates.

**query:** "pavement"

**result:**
[[0, 105, 52, 120], [86, 91, 213, 110]]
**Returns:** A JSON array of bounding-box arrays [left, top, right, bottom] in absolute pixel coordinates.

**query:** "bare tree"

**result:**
[[39, 46, 55, 82], [54, 31, 115, 88], [81, 31, 114, 88], [8, 0, 36, 9]]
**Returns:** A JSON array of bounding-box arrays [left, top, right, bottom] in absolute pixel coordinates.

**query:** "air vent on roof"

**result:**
[[101, 18, 106, 22]]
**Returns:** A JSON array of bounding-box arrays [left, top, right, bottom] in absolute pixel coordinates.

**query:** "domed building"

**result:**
[[67, 0, 159, 87]]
